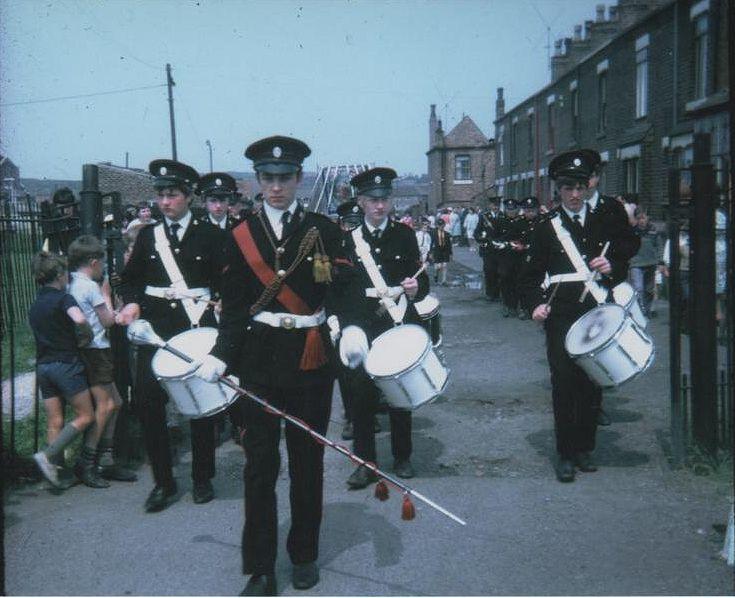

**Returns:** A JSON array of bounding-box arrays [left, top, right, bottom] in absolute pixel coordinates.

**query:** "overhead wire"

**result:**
[[0, 84, 167, 107]]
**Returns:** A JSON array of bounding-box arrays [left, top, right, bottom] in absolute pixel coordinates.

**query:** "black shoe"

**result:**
[[597, 409, 611, 426], [341, 421, 354, 440], [240, 574, 277, 596], [518, 310, 529, 321], [98, 463, 138, 482], [555, 458, 575, 483], [575, 452, 598, 472], [74, 461, 110, 489], [373, 415, 382, 433], [346, 465, 378, 490], [192, 480, 214, 504], [144, 482, 178, 513], [393, 459, 415, 479], [292, 562, 319, 590], [502, 307, 511, 317]]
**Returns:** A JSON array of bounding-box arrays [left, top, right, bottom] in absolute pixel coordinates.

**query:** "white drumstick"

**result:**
[[579, 241, 610, 303]]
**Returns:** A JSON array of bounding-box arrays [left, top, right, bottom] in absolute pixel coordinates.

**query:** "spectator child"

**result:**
[[628, 208, 661, 317], [29, 252, 97, 488], [67, 235, 137, 483]]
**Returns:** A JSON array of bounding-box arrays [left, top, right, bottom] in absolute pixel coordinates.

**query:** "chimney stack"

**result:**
[[429, 104, 438, 148], [496, 87, 505, 120], [574, 24, 583, 41], [596, 4, 606, 22], [608, 5, 618, 20], [554, 39, 563, 56], [564, 37, 573, 54]]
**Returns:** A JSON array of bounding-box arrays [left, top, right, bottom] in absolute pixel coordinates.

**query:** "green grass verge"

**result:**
[[1, 319, 37, 377]]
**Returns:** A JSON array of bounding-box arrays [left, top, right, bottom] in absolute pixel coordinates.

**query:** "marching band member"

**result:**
[[518, 150, 629, 483], [116, 160, 225, 511], [474, 196, 502, 302], [196, 136, 346, 596], [335, 167, 430, 489], [496, 198, 523, 317], [198, 172, 241, 231]]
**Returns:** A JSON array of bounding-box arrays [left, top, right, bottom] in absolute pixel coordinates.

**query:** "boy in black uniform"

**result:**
[[497, 198, 523, 317], [518, 150, 637, 483], [335, 167, 430, 489], [515, 196, 542, 320], [198, 172, 241, 231], [116, 159, 225, 511], [196, 136, 347, 596], [474, 196, 502, 301]]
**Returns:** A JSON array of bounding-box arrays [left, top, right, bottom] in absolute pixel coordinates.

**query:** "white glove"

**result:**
[[339, 326, 369, 369], [327, 315, 341, 345], [195, 354, 227, 383]]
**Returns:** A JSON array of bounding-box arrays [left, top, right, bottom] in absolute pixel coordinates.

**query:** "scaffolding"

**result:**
[[308, 163, 371, 215]]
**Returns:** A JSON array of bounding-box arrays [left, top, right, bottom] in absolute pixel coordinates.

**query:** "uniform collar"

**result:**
[[164, 210, 192, 234], [208, 213, 227, 229], [587, 190, 600, 211], [365, 218, 389, 235], [562, 203, 588, 226]]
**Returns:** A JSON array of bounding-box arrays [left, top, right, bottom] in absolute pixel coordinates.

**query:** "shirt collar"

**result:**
[[562, 203, 588, 225], [365, 218, 388, 235], [263, 199, 297, 222], [587, 190, 600, 211], [165, 210, 192, 233], [209, 214, 227, 229], [70, 271, 92, 281]]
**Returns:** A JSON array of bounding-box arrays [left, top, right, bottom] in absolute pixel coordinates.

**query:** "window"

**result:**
[[598, 72, 607, 132], [571, 88, 579, 136], [511, 121, 519, 164], [693, 14, 708, 99], [623, 158, 639, 195], [498, 125, 505, 166], [673, 145, 693, 198], [547, 102, 555, 152], [454, 155, 471, 181], [527, 114, 535, 162], [635, 39, 649, 117]]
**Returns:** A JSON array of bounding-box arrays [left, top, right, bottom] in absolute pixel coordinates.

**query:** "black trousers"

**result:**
[[336, 367, 353, 423], [136, 346, 216, 486], [498, 252, 523, 310], [481, 252, 501, 299], [544, 314, 600, 458], [344, 365, 411, 463], [239, 380, 333, 576]]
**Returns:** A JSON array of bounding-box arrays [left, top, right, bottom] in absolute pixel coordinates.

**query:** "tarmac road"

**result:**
[[4, 246, 733, 596]]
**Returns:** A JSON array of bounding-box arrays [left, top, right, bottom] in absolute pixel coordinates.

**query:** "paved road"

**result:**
[[5, 247, 733, 595]]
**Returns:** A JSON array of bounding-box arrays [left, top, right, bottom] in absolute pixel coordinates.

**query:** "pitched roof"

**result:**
[[443, 115, 489, 148]]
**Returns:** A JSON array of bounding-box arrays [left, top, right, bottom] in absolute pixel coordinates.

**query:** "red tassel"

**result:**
[[374, 479, 389, 501], [299, 327, 328, 371], [401, 493, 416, 521]]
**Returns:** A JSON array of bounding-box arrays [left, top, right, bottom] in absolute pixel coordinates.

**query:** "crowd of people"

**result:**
[[25, 137, 723, 596]]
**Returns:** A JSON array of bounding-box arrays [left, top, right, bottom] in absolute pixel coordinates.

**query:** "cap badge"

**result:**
[[215, 178, 222, 186], [352, 206, 359, 213], [375, 175, 382, 184], [573, 158, 582, 167], [160, 166, 167, 175], [273, 146, 282, 158]]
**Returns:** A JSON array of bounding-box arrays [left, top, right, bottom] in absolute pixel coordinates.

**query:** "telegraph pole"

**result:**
[[166, 63, 178, 160], [206, 139, 213, 172]]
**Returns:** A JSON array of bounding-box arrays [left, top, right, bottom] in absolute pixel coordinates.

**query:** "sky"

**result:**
[[1, 0, 606, 180]]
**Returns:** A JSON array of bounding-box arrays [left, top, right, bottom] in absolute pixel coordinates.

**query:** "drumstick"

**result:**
[[176, 292, 219, 308], [579, 241, 610, 303], [411, 263, 428, 279], [546, 281, 561, 306]]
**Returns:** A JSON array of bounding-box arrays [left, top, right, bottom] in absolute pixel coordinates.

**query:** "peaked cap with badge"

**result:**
[[523, 196, 539, 210], [244, 135, 311, 174], [149, 159, 199, 191], [336, 200, 363, 219], [197, 172, 239, 199], [504, 198, 519, 211], [350, 167, 398, 199], [548, 150, 595, 182]]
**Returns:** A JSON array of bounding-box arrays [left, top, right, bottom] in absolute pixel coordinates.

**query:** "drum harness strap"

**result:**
[[351, 227, 407, 326], [146, 223, 210, 327], [548, 215, 608, 305]]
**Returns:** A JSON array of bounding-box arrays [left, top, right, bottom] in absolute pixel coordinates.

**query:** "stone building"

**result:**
[[427, 106, 496, 212], [494, 0, 730, 219]]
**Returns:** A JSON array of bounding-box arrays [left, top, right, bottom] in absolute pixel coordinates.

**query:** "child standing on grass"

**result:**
[[29, 251, 97, 488], [67, 235, 137, 484]]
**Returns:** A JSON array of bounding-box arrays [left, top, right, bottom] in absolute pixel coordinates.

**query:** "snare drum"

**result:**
[[565, 304, 654, 388], [364, 324, 449, 410], [613, 281, 647, 328], [413, 294, 443, 348], [151, 327, 239, 419]]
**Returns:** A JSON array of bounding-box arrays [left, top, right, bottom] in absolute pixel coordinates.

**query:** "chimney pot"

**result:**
[[596, 4, 605, 22], [585, 19, 594, 35], [554, 39, 563, 56], [608, 5, 618, 20], [563, 37, 573, 55], [574, 24, 582, 40], [497, 87, 504, 99]]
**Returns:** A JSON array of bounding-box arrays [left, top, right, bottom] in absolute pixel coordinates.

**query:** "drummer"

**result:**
[[116, 159, 226, 511], [194, 136, 347, 595], [336, 167, 430, 489], [518, 150, 621, 483], [198, 172, 241, 230]]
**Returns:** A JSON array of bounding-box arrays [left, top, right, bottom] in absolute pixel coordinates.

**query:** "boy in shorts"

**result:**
[[29, 252, 97, 488], [67, 235, 137, 484]]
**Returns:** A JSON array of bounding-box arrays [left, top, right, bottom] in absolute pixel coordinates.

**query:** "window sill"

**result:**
[[545, 149, 555, 156], [453, 180, 474, 185], [685, 91, 728, 113], [596, 132, 607, 140]]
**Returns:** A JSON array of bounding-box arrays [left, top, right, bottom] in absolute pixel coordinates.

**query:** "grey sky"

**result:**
[[1, 0, 604, 180]]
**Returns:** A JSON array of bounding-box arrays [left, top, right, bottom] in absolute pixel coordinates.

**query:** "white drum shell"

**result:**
[[566, 305, 654, 388], [151, 327, 239, 419], [365, 325, 449, 410], [613, 282, 648, 328]]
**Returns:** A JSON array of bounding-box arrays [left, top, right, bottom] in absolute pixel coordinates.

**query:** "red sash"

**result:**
[[232, 221, 327, 371]]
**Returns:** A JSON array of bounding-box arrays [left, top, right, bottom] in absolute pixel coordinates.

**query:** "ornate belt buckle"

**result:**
[[164, 288, 177, 300], [280, 315, 296, 330]]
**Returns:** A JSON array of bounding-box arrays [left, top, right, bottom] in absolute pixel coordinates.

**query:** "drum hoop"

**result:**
[[565, 305, 628, 358], [371, 340, 433, 380], [418, 307, 440, 320], [152, 350, 199, 380]]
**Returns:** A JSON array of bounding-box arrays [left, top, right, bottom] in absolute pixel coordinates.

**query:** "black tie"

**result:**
[[281, 211, 291, 237], [572, 214, 583, 233], [372, 229, 381, 242], [169, 223, 181, 244]]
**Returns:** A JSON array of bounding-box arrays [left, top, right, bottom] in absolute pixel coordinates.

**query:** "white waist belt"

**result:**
[[365, 286, 404, 299], [548, 273, 596, 284], [252, 308, 326, 330], [145, 286, 210, 300]]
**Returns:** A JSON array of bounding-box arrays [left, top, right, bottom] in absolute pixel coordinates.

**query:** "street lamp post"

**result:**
[[205, 140, 213, 172]]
